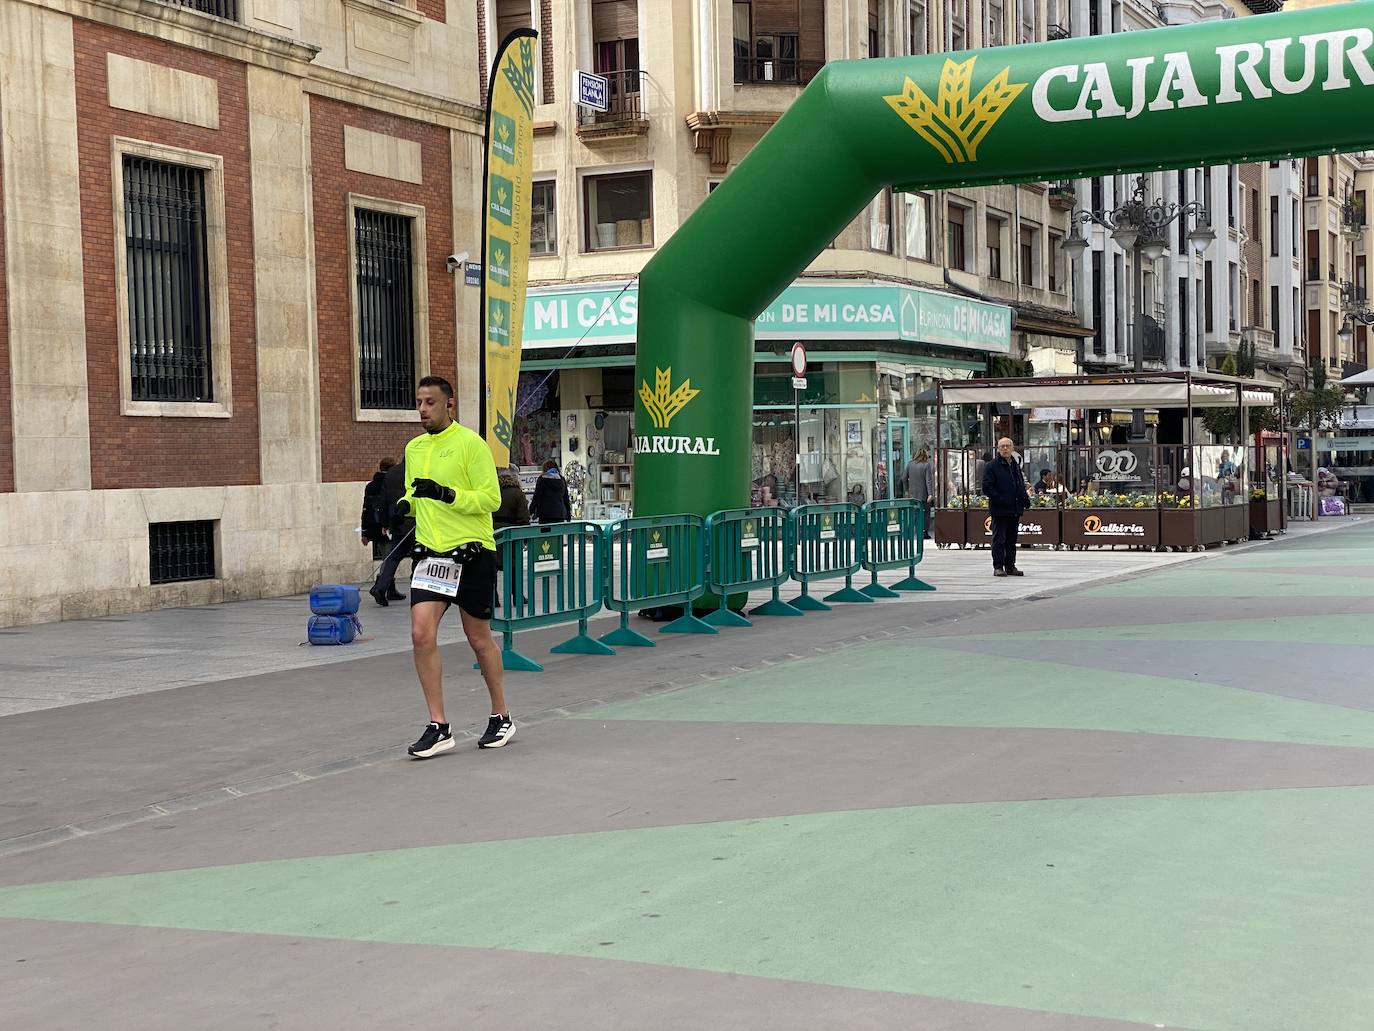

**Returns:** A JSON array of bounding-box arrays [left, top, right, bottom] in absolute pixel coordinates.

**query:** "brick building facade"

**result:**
[[0, 0, 484, 625]]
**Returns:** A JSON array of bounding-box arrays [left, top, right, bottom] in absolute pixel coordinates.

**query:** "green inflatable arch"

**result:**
[[632, 2, 1374, 517]]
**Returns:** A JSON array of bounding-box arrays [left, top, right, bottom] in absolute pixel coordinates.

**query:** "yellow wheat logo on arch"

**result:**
[[883, 56, 1027, 164], [639, 367, 700, 430]]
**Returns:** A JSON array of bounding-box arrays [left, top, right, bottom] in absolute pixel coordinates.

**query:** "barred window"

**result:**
[[355, 209, 416, 410], [170, 0, 239, 20], [124, 157, 212, 403], [149, 520, 217, 584]]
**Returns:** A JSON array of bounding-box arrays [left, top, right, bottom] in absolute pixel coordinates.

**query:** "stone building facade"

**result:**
[[0, 0, 484, 625]]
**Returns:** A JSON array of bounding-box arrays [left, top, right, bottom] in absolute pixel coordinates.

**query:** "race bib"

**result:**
[[411, 556, 460, 597]]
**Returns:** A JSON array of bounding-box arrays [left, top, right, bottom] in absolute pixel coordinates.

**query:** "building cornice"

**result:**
[[24, 0, 320, 70]]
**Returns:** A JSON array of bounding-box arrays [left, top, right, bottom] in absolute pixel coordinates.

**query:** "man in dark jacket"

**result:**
[[369, 457, 415, 606], [982, 437, 1031, 577], [360, 458, 394, 560]]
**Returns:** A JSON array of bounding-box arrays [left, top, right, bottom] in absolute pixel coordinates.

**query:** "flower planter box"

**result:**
[[1195, 505, 1230, 547], [1061, 508, 1159, 548], [1223, 503, 1249, 542], [1249, 499, 1283, 537], [968, 509, 1062, 547], [934, 508, 969, 547]]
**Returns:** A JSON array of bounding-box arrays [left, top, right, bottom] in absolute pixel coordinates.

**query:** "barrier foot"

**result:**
[[661, 612, 718, 635], [891, 575, 937, 592], [791, 593, 831, 612], [751, 597, 803, 617], [496, 647, 544, 673], [703, 606, 752, 628], [860, 582, 901, 599], [551, 633, 616, 656], [824, 585, 875, 604], [601, 624, 656, 648]]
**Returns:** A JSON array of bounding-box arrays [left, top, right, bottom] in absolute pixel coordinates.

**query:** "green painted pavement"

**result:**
[[2, 788, 1372, 1030], [953, 614, 1373, 647], [1081, 570, 1374, 599], [578, 643, 1374, 747]]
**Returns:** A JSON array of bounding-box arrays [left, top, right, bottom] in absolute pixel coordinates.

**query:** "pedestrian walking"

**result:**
[[982, 437, 1031, 578], [530, 459, 572, 523], [903, 448, 935, 539], [368, 456, 413, 607], [394, 375, 512, 759], [360, 458, 394, 560]]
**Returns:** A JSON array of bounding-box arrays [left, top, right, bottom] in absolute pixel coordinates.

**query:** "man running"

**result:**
[[395, 375, 512, 758]]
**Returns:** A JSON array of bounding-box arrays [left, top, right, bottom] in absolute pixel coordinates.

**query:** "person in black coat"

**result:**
[[360, 458, 394, 560], [982, 437, 1031, 578], [530, 459, 572, 523], [368, 457, 415, 606]]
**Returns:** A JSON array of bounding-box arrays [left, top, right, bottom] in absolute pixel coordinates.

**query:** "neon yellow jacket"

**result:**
[[402, 421, 500, 552]]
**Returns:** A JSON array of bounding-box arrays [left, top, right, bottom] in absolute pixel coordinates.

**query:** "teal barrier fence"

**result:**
[[704, 507, 799, 627], [790, 503, 871, 610], [602, 514, 714, 646], [491, 522, 612, 672], [859, 500, 935, 599]]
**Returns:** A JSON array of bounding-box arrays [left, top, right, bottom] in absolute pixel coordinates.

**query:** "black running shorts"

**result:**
[[409, 548, 497, 621]]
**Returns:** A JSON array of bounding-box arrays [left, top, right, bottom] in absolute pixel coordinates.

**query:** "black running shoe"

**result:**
[[477, 713, 516, 749], [408, 722, 454, 759], [369, 585, 389, 607]]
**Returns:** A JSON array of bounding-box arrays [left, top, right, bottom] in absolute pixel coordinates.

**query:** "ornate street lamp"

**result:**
[[1062, 174, 1216, 439], [1338, 279, 1374, 345]]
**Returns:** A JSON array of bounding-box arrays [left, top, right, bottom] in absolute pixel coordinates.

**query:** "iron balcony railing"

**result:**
[[577, 69, 647, 125], [168, 0, 239, 20], [733, 56, 824, 86]]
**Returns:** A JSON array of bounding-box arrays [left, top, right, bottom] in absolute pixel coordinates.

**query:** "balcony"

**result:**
[[1141, 314, 1166, 364], [576, 69, 649, 142], [1048, 181, 1076, 211], [1047, 23, 1070, 40], [733, 56, 824, 87], [167, 0, 238, 18]]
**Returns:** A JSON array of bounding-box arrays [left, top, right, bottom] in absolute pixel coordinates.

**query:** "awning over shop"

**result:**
[[938, 376, 1277, 408]]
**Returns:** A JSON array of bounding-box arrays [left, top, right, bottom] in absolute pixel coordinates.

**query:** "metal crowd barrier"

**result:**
[[789, 503, 871, 610], [859, 500, 935, 598], [601, 514, 714, 647], [703, 507, 800, 626], [490, 522, 612, 672]]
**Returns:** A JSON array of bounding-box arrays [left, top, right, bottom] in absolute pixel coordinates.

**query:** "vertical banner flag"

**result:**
[[481, 28, 536, 466]]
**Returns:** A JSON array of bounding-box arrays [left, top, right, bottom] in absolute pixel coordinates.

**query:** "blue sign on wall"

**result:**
[[576, 70, 608, 111]]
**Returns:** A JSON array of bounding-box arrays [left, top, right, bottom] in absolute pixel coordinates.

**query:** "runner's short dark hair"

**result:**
[[417, 375, 454, 400]]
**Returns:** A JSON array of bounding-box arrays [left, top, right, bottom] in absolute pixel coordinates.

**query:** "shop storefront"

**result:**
[[519, 279, 1013, 517]]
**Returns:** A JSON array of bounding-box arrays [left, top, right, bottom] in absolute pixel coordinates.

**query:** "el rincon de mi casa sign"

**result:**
[[523, 282, 1013, 353], [626, 3, 1374, 521]]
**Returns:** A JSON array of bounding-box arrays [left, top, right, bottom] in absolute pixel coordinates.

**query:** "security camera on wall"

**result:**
[[445, 251, 469, 274]]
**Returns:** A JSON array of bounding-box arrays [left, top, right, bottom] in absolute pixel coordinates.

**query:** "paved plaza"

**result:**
[[2, 519, 1372, 1029]]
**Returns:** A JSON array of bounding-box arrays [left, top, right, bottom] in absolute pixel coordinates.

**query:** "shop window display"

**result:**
[[511, 372, 561, 468]]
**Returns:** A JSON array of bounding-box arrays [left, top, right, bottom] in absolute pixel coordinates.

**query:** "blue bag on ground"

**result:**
[[308, 614, 361, 645], [309, 584, 361, 616]]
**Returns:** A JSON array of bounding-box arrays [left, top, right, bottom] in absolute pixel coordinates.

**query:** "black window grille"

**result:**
[[124, 157, 212, 403], [169, 0, 239, 19], [355, 209, 416, 410], [149, 520, 217, 584]]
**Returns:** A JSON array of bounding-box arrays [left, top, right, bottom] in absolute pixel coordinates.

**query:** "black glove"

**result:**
[[394, 498, 411, 519], [411, 478, 455, 505]]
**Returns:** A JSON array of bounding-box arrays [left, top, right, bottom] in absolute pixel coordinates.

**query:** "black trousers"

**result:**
[[372, 523, 415, 594], [990, 512, 1019, 571]]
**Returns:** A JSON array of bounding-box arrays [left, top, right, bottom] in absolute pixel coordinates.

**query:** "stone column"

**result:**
[[247, 65, 321, 485], [0, 0, 91, 492]]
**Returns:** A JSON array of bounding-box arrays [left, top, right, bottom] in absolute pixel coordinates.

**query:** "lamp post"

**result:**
[[1062, 174, 1216, 440], [1337, 279, 1374, 363]]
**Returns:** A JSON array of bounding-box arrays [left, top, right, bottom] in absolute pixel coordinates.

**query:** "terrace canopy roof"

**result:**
[[938, 374, 1277, 409]]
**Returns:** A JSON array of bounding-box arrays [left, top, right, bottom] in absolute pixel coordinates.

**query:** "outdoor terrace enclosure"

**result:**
[[633, 2, 1374, 518]]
